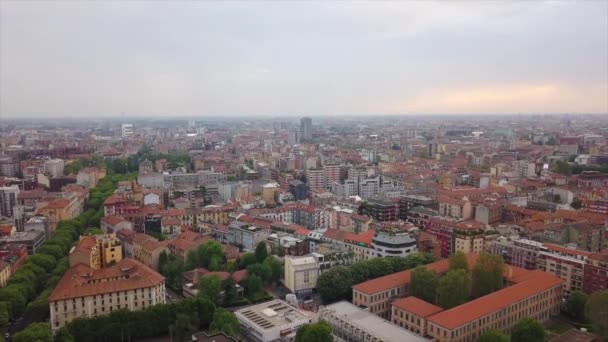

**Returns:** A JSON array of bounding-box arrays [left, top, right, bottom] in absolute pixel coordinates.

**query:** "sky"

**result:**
[[0, 1, 607, 118]]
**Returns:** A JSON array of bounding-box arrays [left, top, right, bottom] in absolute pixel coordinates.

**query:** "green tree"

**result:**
[[0, 302, 9, 331], [195, 297, 216, 327], [553, 161, 572, 176], [37, 244, 64, 260], [222, 278, 238, 306], [27, 254, 57, 272], [295, 320, 333, 342], [239, 253, 257, 269], [210, 308, 240, 340], [0, 286, 27, 317], [410, 266, 438, 304], [512, 318, 545, 342], [246, 275, 263, 297], [199, 275, 222, 304], [247, 263, 271, 282], [571, 197, 582, 209], [585, 290, 608, 338], [12, 322, 53, 342], [436, 269, 471, 309], [471, 253, 504, 298], [172, 313, 197, 342], [448, 252, 469, 272], [199, 241, 224, 269], [255, 242, 269, 263], [263, 256, 282, 283], [317, 266, 354, 303], [479, 329, 509, 342], [567, 291, 588, 321]]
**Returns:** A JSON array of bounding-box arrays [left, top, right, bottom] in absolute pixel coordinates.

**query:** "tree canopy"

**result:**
[[209, 308, 240, 340], [198, 275, 222, 304], [436, 269, 471, 309], [585, 290, 608, 338], [295, 320, 334, 342], [567, 291, 588, 321], [255, 242, 269, 263], [448, 252, 469, 272], [471, 253, 504, 298], [479, 329, 509, 342], [410, 266, 438, 304], [511, 318, 546, 342]]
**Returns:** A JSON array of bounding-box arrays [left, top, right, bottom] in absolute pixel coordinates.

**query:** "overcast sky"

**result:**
[[1, 1, 607, 118]]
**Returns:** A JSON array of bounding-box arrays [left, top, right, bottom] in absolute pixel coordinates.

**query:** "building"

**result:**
[[0, 186, 19, 218], [69, 234, 123, 269], [288, 180, 308, 201], [583, 251, 608, 294], [44, 159, 65, 178], [361, 197, 397, 222], [284, 255, 319, 295], [305, 168, 324, 190], [0, 230, 45, 254], [0, 244, 28, 274], [121, 123, 134, 137], [235, 299, 311, 342], [300, 117, 312, 141], [452, 222, 485, 254], [577, 172, 608, 187], [423, 270, 562, 341], [392, 297, 444, 336], [133, 233, 169, 271], [371, 228, 418, 258], [319, 301, 428, 342], [538, 244, 589, 298], [352, 254, 479, 320], [438, 196, 472, 220], [399, 195, 436, 219], [323, 164, 341, 191], [486, 237, 543, 270], [227, 221, 266, 252], [48, 258, 165, 333], [24, 216, 51, 241], [0, 261, 11, 287]]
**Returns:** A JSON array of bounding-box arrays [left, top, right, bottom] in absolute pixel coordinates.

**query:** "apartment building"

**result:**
[[44, 159, 65, 178], [227, 221, 266, 252], [583, 251, 608, 294], [0, 186, 19, 218], [284, 255, 319, 295], [361, 196, 398, 222], [69, 234, 123, 269], [133, 233, 169, 271], [305, 168, 324, 190], [438, 196, 472, 220], [323, 163, 341, 190], [538, 244, 589, 298], [352, 254, 479, 320], [486, 237, 543, 270], [452, 222, 485, 254], [49, 258, 166, 332]]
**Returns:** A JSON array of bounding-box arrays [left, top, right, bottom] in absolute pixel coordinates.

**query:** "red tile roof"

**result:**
[[49, 258, 164, 301], [352, 253, 480, 295], [427, 271, 563, 330], [393, 296, 444, 318]]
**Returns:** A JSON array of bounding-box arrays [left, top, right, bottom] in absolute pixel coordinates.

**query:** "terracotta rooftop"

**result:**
[[393, 296, 444, 318], [352, 253, 480, 295], [101, 215, 128, 226], [104, 194, 126, 205], [427, 271, 563, 330], [49, 258, 164, 301]]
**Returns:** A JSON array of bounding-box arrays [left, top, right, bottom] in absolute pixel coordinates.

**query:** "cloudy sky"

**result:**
[[0, 1, 607, 118]]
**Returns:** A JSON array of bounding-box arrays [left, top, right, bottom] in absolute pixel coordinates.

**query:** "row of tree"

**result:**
[[410, 252, 505, 309], [1, 174, 132, 341], [316, 252, 436, 304], [54, 296, 240, 342]]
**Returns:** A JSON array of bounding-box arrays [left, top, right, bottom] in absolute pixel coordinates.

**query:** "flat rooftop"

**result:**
[[235, 299, 310, 331], [324, 301, 429, 342]]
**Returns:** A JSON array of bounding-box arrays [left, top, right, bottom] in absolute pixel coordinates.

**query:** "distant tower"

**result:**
[[121, 123, 133, 138], [300, 117, 312, 142]]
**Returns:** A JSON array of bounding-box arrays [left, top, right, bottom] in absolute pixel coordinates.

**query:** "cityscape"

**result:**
[[0, 2, 607, 342]]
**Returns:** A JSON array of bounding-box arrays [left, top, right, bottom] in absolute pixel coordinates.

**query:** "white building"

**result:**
[[371, 229, 418, 258], [44, 159, 65, 178], [318, 301, 429, 342], [284, 255, 319, 295], [235, 299, 311, 342], [121, 123, 134, 137]]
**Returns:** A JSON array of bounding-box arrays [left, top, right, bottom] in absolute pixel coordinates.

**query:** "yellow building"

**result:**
[[0, 261, 11, 288], [49, 258, 165, 333], [69, 233, 122, 270], [284, 255, 319, 295]]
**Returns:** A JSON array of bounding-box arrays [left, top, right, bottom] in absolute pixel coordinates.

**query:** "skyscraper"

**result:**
[[300, 117, 312, 141]]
